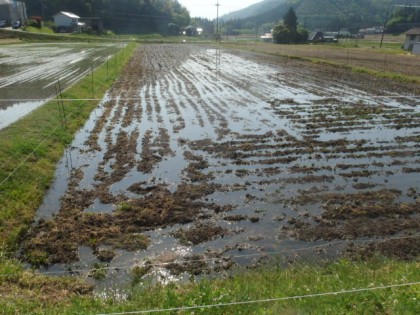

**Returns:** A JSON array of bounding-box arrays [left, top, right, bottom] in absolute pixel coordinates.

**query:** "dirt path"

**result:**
[[23, 44, 420, 283]]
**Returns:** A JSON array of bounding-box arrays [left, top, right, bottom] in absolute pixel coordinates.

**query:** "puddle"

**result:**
[[23, 44, 420, 290], [0, 100, 44, 130], [0, 43, 123, 130]]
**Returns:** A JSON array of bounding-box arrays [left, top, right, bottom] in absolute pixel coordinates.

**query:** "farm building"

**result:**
[[308, 30, 338, 43], [308, 30, 323, 43], [81, 17, 104, 34], [53, 11, 84, 33], [404, 28, 420, 51], [0, 0, 27, 24], [260, 32, 273, 42]]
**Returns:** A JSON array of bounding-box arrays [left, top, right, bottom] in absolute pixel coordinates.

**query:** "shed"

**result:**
[[404, 28, 420, 51], [413, 42, 420, 55], [53, 11, 84, 33], [80, 17, 104, 33], [308, 30, 323, 43], [0, 0, 27, 24]]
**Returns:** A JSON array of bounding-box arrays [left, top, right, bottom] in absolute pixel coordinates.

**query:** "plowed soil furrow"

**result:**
[[25, 44, 420, 283]]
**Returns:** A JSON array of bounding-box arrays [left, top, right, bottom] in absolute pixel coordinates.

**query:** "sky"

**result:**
[[178, 0, 261, 19]]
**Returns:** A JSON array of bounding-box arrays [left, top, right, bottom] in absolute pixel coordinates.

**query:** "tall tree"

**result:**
[[283, 7, 297, 32], [273, 7, 307, 44]]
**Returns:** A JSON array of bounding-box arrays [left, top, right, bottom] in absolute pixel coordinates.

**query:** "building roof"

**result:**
[[308, 30, 323, 41], [54, 11, 80, 19], [406, 28, 420, 35]]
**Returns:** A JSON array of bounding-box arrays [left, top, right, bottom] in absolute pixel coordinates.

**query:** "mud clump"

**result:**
[[345, 236, 420, 261], [23, 184, 229, 266], [281, 190, 420, 252], [173, 222, 229, 245]]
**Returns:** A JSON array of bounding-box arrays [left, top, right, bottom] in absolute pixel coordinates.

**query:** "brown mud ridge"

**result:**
[[23, 183, 230, 265], [23, 44, 420, 279], [281, 189, 420, 260]]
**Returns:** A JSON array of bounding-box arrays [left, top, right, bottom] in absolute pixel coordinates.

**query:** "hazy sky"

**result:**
[[178, 0, 261, 19]]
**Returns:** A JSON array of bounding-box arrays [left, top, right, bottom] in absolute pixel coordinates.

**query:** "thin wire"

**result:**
[[0, 123, 63, 187], [0, 105, 83, 187], [95, 282, 420, 315], [0, 234, 417, 278], [0, 95, 419, 102]]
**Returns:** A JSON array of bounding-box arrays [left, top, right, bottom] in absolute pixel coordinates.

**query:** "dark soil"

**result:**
[[24, 44, 420, 278]]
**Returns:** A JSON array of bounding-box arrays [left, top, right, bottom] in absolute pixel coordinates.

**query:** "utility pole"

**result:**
[[380, 3, 390, 48], [216, 0, 220, 41], [40, 0, 45, 22]]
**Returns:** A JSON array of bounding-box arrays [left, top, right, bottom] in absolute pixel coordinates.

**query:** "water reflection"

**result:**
[[0, 100, 45, 130]]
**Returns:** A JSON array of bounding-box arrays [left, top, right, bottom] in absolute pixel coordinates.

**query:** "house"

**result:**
[[80, 17, 104, 34], [404, 28, 420, 51], [53, 11, 85, 33], [260, 32, 273, 42], [308, 29, 338, 43], [412, 43, 420, 55], [260, 29, 273, 42], [0, 0, 27, 24], [308, 29, 323, 43]]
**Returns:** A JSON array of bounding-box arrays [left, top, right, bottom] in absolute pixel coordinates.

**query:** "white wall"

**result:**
[[412, 43, 420, 55], [404, 34, 420, 51], [54, 14, 77, 27]]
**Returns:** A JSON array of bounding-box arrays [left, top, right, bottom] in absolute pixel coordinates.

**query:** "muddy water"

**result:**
[[27, 45, 420, 289], [0, 43, 122, 130]]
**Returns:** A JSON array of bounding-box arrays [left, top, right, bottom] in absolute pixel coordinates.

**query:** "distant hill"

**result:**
[[221, 0, 284, 21], [222, 0, 419, 32]]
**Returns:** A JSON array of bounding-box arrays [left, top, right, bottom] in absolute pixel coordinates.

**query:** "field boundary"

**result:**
[[0, 42, 137, 250], [221, 42, 420, 85]]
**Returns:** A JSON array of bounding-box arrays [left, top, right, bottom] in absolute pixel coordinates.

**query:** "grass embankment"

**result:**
[[0, 42, 137, 250], [1, 257, 418, 314]]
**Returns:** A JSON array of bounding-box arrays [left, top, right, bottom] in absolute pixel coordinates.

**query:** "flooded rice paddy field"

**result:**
[[22, 44, 420, 287], [0, 42, 122, 129]]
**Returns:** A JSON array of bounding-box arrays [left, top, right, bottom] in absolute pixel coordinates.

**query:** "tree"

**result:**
[[168, 23, 180, 35], [283, 7, 297, 33], [273, 24, 295, 43], [25, 0, 191, 34], [273, 7, 307, 44]]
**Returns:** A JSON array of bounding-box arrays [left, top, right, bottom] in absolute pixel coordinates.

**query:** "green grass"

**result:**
[[24, 26, 55, 34], [0, 257, 418, 314], [0, 42, 137, 251]]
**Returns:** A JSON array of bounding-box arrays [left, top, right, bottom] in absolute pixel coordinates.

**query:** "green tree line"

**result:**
[[223, 0, 419, 34], [387, 4, 420, 33], [25, 0, 191, 34]]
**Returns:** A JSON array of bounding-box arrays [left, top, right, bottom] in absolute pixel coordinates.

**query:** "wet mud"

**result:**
[[22, 44, 420, 285], [0, 43, 122, 129]]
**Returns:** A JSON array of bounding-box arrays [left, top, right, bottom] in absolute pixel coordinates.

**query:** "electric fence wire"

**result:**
[[0, 234, 417, 279], [94, 282, 420, 315]]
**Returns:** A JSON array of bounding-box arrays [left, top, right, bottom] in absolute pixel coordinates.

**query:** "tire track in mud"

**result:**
[[24, 44, 420, 281]]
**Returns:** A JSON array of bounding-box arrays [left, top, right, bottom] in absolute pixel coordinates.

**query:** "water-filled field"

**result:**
[[23, 44, 420, 288], [0, 42, 122, 129]]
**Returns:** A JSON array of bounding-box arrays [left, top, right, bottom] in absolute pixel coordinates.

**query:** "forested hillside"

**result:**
[[222, 0, 281, 21], [25, 0, 190, 34], [223, 0, 420, 33]]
